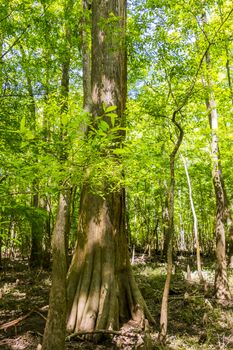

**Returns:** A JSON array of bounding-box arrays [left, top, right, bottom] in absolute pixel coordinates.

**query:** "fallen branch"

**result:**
[[0, 310, 34, 331], [66, 329, 121, 341], [0, 308, 47, 331], [34, 310, 47, 321]]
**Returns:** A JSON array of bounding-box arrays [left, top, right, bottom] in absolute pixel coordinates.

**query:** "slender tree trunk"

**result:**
[[42, 190, 71, 350], [218, 2, 233, 105], [41, 4, 53, 269], [178, 189, 186, 253], [181, 154, 203, 281], [159, 242, 173, 343], [66, 0, 154, 335], [159, 112, 183, 343], [217, 2, 233, 267], [179, 214, 186, 252], [82, 0, 92, 115], [154, 215, 159, 253], [42, 2, 73, 349], [203, 46, 231, 299], [30, 189, 43, 268], [162, 180, 170, 259], [42, 198, 52, 269], [19, 44, 43, 268]]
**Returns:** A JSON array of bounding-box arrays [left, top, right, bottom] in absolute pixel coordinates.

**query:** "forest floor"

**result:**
[[1, 255, 233, 350]]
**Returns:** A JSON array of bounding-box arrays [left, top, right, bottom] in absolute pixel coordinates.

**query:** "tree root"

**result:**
[[66, 322, 152, 349]]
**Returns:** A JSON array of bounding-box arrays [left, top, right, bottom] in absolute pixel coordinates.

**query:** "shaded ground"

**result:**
[[1, 256, 233, 349]]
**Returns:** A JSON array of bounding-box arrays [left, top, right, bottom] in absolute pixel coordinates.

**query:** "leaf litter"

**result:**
[[1, 256, 233, 349]]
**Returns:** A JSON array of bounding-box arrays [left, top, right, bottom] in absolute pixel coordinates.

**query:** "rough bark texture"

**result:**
[[42, 3, 73, 348], [204, 47, 231, 300], [213, 172, 231, 300], [42, 190, 71, 350], [210, 124, 231, 299], [214, 6, 233, 263], [66, 0, 154, 334], [67, 187, 153, 332]]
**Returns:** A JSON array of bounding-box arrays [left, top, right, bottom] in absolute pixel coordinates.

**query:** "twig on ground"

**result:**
[[34, 310, 47, 321], [66, 329, 121, 341], [0, 310, 34, 330], [0, 307, 47, 331]]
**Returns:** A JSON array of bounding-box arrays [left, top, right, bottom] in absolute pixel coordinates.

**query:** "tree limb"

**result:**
[[175, 6, 233, 114], [1, 4, 52, 60]]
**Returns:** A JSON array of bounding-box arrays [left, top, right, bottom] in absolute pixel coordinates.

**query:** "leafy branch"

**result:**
[[175, 6, 233, 114], [1, 3, 52, 60]]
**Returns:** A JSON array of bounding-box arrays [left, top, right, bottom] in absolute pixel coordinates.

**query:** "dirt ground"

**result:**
[[1, 256, 233, 350]]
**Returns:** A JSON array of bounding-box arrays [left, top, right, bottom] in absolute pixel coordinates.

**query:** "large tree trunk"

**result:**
[[66, 0, 154, 334], [210, 117, 231, 299], [67, 187, 152, 332], [211, 123, 231, 299]]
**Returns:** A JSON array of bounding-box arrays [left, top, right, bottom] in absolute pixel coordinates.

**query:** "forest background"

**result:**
[[1, 0, 233, 349]]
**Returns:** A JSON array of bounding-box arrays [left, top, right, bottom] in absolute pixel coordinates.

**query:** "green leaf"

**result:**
[[20, 116, 26, 132], [62, 113, 68, 126], [25, 130, 34, 140], [113, 147, 127, 155], [99, 120, 110, 131], [105, 105, 117, 113], [107, 112, 117, 127]]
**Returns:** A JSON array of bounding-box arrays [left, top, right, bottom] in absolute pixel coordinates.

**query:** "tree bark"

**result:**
[[203, 46, 231, 300], [217, 1, 233, 267], [66, 0, 154, 334], [181, 154, 203, 281], [30, 190, 43, 268], [82, 0, 92, 115], [19, 44, 43, 268], [42, 2, 73, 349], [218, 2, 233, 105], [42, 190, 71, 350], [162, 181, 170, 259], [159, 111, 183, 343]]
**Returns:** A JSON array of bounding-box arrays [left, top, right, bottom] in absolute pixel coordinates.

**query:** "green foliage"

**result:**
[[1, 0, 233, 256]]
